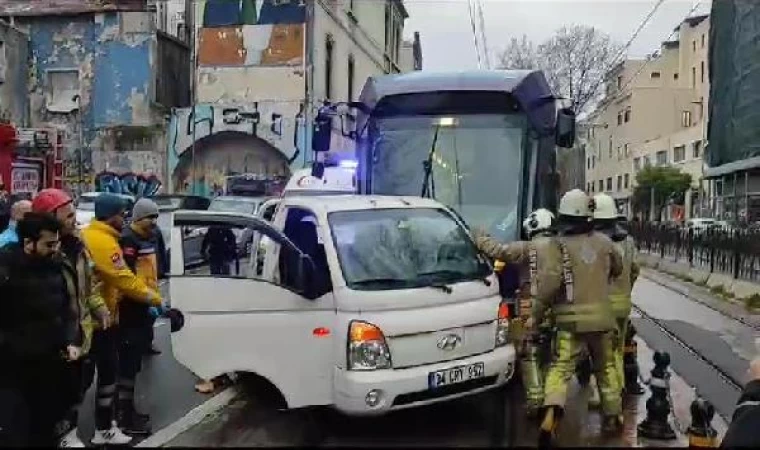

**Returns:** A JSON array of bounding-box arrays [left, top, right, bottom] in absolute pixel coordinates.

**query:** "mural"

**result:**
[[167, 101, 306, 194], [198, 0, 305, 67], [94, 171, 162, 197]]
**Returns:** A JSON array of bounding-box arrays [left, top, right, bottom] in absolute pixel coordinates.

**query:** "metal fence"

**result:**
[[629, 222, 760, 282]]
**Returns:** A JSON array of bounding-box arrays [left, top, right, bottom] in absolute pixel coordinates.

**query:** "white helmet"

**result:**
[[523, 208, 555, 236], [592, 193, 617, 220], [558, 189, 592, 218]]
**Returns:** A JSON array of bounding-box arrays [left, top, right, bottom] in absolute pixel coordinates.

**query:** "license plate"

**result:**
[[428, 362, 485, 388]]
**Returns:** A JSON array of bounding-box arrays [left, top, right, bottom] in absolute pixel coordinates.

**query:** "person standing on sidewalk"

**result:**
[[117, 198, 163, 435], [0, 199, 32, 248], [31, 188, 112, 447], [721, 356, 760, 447], [81, 194, 162, 446], [0, 212, 81, 447]]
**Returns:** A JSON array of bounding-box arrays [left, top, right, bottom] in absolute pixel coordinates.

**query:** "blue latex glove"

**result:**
[[148, 306, 161, 319]]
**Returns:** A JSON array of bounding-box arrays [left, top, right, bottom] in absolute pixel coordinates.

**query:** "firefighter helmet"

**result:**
[[592, 193, 617, 220], [32, 189, 73, 213], [558, 189, 592, 218], [523, 208, 555, 236]]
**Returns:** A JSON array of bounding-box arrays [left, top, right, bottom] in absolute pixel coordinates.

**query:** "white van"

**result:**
[[170, 195, 516, 415]]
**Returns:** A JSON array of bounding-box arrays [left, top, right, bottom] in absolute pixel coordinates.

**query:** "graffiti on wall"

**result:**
[[198, 0, 305, 67], [167, 101, 305, 177], [94, 172, 162, 197]]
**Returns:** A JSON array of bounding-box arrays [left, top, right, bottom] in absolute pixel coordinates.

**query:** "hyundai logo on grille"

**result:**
[[437, 334, 462, 351]]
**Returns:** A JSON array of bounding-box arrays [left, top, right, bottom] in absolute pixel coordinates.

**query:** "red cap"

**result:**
[[33, 188, 73, 213]]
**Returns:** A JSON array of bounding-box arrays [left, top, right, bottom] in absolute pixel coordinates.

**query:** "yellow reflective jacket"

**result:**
[[609, 236, 639, 319], [81, 220, 161, 324]]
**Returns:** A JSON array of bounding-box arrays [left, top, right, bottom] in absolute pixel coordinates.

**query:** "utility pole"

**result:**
[[189, 0, 198, 194]]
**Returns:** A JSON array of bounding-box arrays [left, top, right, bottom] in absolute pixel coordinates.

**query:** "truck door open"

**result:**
[[170, 211, 336, 408]]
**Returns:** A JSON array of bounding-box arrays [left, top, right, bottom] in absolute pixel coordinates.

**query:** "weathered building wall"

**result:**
[[17, 11, 168, 191], [167, 102, 303, 194], [0, 20, 29, 125], [166, 0, 309, 194]]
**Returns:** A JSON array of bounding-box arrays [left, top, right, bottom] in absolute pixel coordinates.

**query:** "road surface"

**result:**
[[75, 281, 210, 445], [631, 276, 750, 419]]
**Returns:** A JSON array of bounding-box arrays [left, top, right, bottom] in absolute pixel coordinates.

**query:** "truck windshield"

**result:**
[[369, 114, 526, 241], [329, 208, 491, 291]]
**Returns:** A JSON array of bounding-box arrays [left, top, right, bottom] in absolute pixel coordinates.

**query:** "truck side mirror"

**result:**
[[312, 113, 332, 153], [555, 108, 576, 148]]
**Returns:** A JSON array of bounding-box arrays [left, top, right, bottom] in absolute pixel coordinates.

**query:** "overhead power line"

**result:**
[[583, 0, 668, 108], [475, 0, 490, 69], [467, 0, 483, 69]]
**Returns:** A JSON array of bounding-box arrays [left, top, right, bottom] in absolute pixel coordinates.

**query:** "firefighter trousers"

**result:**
[[521, 339, 545, 410], [614, 318, 629, 389], [544, 330, 622, 416]]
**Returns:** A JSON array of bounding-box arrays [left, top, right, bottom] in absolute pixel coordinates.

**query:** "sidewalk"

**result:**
[[551, 335, 728, 448]]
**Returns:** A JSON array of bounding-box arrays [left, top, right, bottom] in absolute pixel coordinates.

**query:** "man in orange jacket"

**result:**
[[81, 194, 161, 445]]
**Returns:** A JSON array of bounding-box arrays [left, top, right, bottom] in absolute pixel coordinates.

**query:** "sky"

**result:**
[[403, 0, 712, 72]]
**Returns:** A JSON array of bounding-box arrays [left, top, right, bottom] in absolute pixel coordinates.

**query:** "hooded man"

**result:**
[[81, 194, 161, 445], [32, 188, 111, 447], [0, 199, 32, 248]]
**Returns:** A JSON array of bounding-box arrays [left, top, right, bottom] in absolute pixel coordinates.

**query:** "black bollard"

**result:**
[[624, 323, 645, 395], [687, 397, 718, 448], [637, 351, 677, 440]]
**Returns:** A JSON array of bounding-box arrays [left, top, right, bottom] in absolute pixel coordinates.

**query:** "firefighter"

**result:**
[[537, 189, 624, 445], [473, 209, 562, 418], [593, 194, 639, 393]]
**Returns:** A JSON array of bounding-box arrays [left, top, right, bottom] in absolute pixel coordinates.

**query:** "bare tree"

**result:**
[[497, 35, 539, 70], [497, 26, 623, 114]]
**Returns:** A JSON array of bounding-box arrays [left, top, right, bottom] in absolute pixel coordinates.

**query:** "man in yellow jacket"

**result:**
[[81, 193, 161, 446]]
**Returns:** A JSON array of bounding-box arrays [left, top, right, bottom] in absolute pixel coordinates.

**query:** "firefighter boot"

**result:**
[[602, 414, 624, 436], [116, 399, 151, 436], [538, 406, 562, 448]]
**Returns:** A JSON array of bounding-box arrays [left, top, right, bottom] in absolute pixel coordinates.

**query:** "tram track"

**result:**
[[631, 303, 743, 393]]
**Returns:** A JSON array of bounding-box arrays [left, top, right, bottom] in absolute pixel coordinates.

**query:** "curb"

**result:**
[[136, 386, 239, 448]]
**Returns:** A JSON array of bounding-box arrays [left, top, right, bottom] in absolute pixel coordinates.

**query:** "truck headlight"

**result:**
[[347, 321, 392, 371], [495, 302, 510, 347]]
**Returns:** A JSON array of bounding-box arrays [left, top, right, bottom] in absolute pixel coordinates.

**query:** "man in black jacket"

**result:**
[[0, 212, 81, 447], [721, 357, 760, 447]]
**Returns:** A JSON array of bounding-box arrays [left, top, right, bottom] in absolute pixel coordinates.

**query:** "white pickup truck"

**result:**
[[169, 194, 516, 415]]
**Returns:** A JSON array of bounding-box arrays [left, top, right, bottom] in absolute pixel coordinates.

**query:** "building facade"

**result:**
[[0, 0, 192, 196], [585, 14, 709, 220], [167, 0, 422, 195]]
